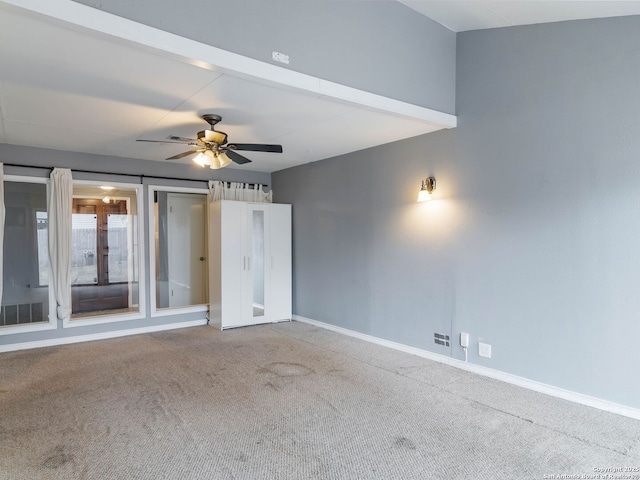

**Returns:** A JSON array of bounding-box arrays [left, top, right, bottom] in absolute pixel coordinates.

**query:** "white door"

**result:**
[[167, 193, 207, 307], [219, 200, 245, 328]]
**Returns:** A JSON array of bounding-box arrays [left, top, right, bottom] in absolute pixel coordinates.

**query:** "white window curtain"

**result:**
[[208, 181, 272, 203], [0, 163, 5, 305], [48, 168, 73, 322]]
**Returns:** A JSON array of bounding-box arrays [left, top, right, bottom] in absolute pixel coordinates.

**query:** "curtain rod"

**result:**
[[2, 163, 268, 187]]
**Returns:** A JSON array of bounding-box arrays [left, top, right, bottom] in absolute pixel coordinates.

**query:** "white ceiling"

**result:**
[[400, 0, 640, 32], [0, 1, 453, 174]]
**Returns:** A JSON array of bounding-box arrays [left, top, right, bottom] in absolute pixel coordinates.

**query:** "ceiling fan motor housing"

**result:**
[[198, 129, 228, 145], [198, 115, 227, 145]]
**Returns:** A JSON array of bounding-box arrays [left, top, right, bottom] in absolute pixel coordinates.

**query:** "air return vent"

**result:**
[[434, 333, 450, 347], [0, 303, 45, 326]]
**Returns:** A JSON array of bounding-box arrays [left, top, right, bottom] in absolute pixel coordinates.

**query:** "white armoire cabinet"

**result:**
[[209, 200, 292, 329]]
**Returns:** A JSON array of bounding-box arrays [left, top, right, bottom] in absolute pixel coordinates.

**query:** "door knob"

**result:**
[[200, 257, 206, 261]]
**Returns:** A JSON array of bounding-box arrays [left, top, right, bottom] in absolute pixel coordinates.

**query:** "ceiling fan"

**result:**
[[137, 114, 283, 169]]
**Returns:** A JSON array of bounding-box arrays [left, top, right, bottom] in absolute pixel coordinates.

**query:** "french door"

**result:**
[[71, 198, 129, 314]]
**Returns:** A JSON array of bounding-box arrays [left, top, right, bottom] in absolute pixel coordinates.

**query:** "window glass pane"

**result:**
[[107, 214, 128, 283], [71, 214, 98, 285], [2, 181, 50, 327], [71, 185, 139, 318], [36, 211, 48, 286], [155, 191, 207, 309]]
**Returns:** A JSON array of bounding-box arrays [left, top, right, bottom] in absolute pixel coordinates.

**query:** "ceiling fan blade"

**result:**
[[166, 149, 199, 160], [227, 143, 283, 153], [168, 135, 197, 142], [225, 149, 252, 165], [137, 139, 191, 145]]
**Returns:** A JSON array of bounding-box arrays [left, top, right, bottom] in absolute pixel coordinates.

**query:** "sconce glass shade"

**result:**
[[417, 177, 436, 202], [417, 189, 431, 202]]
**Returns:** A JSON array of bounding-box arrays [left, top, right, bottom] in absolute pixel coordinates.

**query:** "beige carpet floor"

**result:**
[[1, 321, 639, 479]]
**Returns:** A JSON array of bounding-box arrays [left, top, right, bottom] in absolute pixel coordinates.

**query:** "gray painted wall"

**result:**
[[0, 144, 270, 346], [71, 0, 456, 114], [273, 16, 640, 409]]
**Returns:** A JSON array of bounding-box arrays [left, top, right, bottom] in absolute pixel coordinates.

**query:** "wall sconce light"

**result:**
[[417, 177, 436, 202]]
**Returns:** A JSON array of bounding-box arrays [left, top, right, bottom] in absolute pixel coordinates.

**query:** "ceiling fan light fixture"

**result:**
[[210, 157, 222, 170], [193, 152, 209, 167], [205, 150, 219, 169], [219, 152, 233, 169]]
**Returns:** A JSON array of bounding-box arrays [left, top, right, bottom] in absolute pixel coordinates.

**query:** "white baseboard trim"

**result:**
[[293, 315, 640, 421], [0, 319, 208, 353]]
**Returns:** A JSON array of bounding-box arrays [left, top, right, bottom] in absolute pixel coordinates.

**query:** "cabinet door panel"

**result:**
[[268, 204, 292, 322], [220, 201, 245, 328]]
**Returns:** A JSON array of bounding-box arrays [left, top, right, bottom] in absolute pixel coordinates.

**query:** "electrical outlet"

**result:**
[[479, 342, 492, 359], [460, 332, 469, 348]]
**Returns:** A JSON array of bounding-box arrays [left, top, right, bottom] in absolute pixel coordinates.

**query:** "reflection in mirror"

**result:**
[[252, 210, 265, 317], [155, 192, 207, 309]]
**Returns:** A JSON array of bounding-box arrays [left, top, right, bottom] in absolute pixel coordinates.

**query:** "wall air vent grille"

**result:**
[[0, 303, 45, 326], [434, 333, 450, 347]]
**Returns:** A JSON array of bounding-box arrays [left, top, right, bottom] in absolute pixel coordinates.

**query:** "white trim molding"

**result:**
[[293, 315, 640, 421], [0, 319, 207, 353]]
